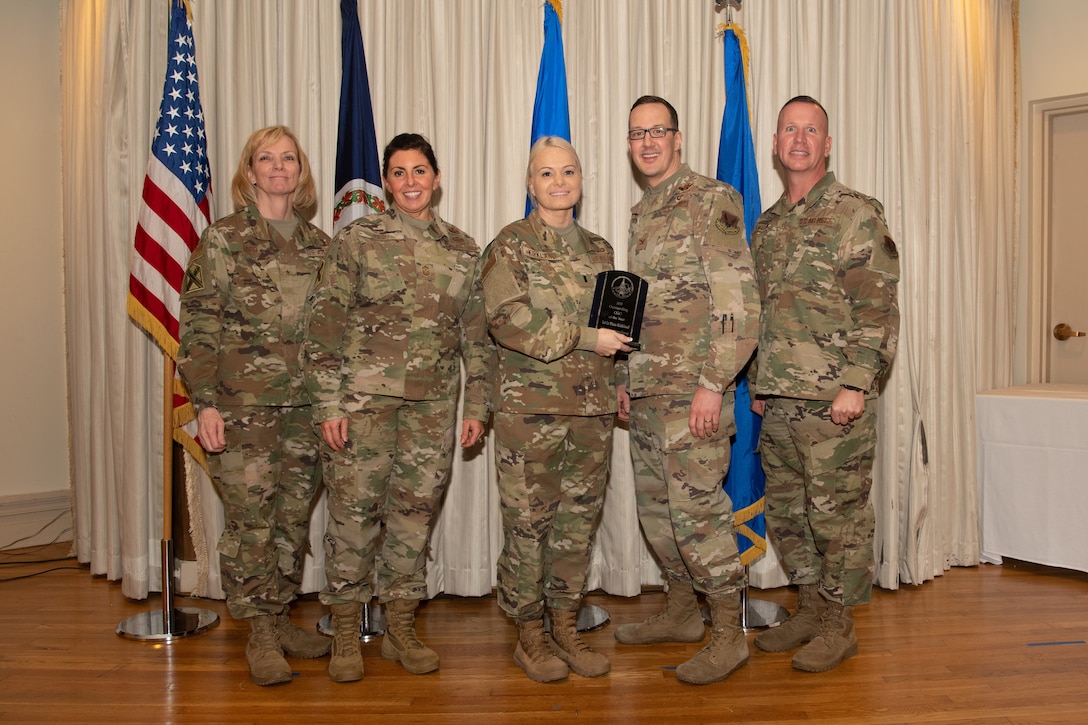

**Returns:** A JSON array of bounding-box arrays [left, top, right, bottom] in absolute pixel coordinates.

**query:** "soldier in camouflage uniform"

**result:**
[[480, 137, 633, 683], [750, 96, 900, 673], [304, 133, 492, 683], [177, 126, 332, 686], [613, 96, 761, 686]]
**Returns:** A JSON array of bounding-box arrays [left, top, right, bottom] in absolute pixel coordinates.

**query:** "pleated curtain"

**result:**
[[61, 0, 1017, 600]]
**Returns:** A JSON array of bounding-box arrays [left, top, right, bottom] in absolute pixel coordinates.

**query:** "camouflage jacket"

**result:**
[[480, 211, 617, 416], [624, 164, 760, 398], [303, 207, 492, 422], [177, 205, 331, 409], [751, 172, 900, 400]]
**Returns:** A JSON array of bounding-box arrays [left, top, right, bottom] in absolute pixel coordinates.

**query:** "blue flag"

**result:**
[[526, 0, 571, 217], [332, 0, 385, 234], [718, 25, 766, 566]]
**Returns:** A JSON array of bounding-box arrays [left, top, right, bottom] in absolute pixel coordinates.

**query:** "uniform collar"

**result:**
[[644, 162, 692, 199]]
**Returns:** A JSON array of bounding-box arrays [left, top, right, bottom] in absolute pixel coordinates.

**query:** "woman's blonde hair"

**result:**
[[230, 125, 318, 220], [525, 136, 582, 206]]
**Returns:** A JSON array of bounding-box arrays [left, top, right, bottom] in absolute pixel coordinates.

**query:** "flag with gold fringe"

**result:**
[[126, 0, 210, 468], [718, 24, 766, 566], [333, 0, 385, 233], [526, 0, 571, 216]]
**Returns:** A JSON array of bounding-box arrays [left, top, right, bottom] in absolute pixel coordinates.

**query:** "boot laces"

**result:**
[[553, 628, 591, 655], [815, 605, 842, 638], [332, 614, 361, 657], [519, 625, 554, 661], [252, 617, 279, 647], [334, 628, 360, 657], [388, 609, 425, 650]]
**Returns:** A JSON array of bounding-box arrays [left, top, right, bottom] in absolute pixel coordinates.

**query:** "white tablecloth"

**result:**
[[976, 384, 1088, 572]]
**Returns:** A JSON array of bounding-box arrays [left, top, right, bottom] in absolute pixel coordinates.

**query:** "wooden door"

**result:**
[[1047, 109, 1088, 383]]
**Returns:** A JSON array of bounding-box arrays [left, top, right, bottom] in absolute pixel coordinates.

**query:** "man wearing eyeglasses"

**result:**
[[613, 95, 760, 686]]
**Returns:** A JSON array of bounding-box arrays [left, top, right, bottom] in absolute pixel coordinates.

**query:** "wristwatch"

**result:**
[[841, 384, 865, 392]]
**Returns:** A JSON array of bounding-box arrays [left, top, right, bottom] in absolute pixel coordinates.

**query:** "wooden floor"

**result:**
[[1, 544, 1086, 724]]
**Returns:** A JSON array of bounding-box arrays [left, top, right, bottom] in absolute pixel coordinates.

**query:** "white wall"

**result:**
[[1016, 0, 1088, 382], [0, 1, 70, 546], [0, 1, 67, 494]]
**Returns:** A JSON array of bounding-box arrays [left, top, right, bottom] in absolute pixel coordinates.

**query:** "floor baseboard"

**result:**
[[0, 490, 73, 551]]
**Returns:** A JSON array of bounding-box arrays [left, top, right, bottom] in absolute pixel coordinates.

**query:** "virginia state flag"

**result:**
[[718, 25, 766, 566], [332, 0, 385, 234], [526, 0, 571, 216]]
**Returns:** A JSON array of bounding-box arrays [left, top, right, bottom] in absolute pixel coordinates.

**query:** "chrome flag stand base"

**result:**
[[701, 566, 789, 632], [117, 540, 219, 641], [318, 603, 386, 642], [543, 603, 610, 634], [738, 585, 789, 631]]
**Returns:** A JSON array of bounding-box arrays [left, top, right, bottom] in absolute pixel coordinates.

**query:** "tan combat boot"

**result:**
[[275, 612, 331, 658], [614, 578, 706, 644], [754, 583, 824, 652], [380, 599, 440, 674], [327, 602, 364, 683], [791, 601, 858, 672], [548, 608, 610, 677], [513, 618, 569, 682], [675, 593, 750, 685], [246, 614, 292, 686]]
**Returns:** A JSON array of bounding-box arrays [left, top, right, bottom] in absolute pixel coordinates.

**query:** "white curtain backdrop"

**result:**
[[62, 0, 1018, 601]]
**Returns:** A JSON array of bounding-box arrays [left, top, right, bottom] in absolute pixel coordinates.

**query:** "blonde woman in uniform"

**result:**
[[480, 136, 633, 682], [178, 126, 331, 686]]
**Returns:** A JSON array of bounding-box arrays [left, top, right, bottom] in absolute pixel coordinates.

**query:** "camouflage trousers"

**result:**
[[759, 397, 878, 606], [207, 404, 322, 621], [320, 394, 457, 606], [628, 393, 745, 597], [494, 412, 613, 621]]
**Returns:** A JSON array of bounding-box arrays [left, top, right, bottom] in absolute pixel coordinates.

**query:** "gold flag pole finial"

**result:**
[[547, 0, 563, 24]]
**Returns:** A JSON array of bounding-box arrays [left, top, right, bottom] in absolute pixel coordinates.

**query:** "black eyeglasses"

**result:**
[[627, 126, 678, 141]]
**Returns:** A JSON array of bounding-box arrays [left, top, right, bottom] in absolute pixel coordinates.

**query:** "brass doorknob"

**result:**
[[1054, 323, 1086, 341]]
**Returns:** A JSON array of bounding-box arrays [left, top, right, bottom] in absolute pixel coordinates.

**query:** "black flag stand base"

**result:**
[[117, 539, 220, 641], [702, 565, 790, 632]]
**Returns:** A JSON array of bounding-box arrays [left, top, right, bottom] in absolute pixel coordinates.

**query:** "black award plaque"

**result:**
[[588, 270, 648, 346]]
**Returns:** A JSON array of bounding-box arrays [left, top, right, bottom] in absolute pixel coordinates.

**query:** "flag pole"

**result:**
[[711, 10, 788, 632], [525, 0, 606, 635], [117, 354, 218, 640], [120, 0, 218, 641], [317, 0, 391, 640], [161, 355, 174, 627]]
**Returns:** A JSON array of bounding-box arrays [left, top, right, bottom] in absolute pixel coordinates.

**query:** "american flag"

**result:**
[[126, 0, 211, 464]]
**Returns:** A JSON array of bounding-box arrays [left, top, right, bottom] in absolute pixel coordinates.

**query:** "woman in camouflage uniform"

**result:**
[[480, 137, 634, 682], [178, 126, 332, 686], [304, 133, 492, 683]]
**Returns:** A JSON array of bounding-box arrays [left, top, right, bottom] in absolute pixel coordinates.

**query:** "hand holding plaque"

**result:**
[[588, 270, 648, 349]]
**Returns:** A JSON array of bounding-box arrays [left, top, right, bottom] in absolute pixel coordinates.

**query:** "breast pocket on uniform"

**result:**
[[363, 249, 408, 302], [436, 254, 474, 304]]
